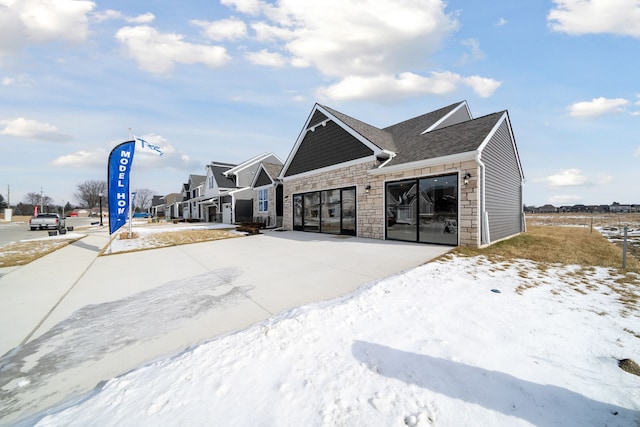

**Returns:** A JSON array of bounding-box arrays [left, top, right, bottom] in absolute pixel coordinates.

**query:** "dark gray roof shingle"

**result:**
[[319, 102, 504, 168], [208, 163, 237, 188], [385, 112, 505, 167]]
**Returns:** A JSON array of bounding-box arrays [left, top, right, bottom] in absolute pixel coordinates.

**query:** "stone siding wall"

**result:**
[[253, 186, 277, 227], [283, 159, 481, 247]]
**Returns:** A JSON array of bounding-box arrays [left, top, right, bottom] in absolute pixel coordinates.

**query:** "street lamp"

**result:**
[[99, 192, 103, 226]]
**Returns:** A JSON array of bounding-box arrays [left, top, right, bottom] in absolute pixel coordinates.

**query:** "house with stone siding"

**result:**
[[250, 162, 284, 227], [278, 101, 525, 247]]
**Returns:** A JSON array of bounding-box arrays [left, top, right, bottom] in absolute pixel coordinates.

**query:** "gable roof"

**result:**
[[280, 101, 524, 179], [187, 174, 206, 189], [208, 162, 237, 189], [223, 152, 283, 177], [384, 111, 505, 167], [251, 162, 284, 188]]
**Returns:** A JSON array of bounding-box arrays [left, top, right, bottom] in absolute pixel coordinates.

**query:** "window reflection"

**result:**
[[386, 174, 458, 245]]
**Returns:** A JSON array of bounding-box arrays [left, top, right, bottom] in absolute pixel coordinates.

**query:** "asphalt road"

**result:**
[[0, 217, 99, 246]]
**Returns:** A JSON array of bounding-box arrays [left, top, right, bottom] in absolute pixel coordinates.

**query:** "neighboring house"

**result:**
[[181, 174, 206, 220], [278, 101, 525, 247], [538, 204, 557, 213], [250, 162, 284, 227], [188, 153, 283, 224], [201, 161, 237, 223], [151, 193, 182, 218], [222, 153, 283, 223], [151, 195, 164, 217]]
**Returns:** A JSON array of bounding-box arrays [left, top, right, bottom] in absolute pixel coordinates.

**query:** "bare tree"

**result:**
[[133, 188, 154, 212], [23, 192, 53, 207], [75, 180, 107, 208]]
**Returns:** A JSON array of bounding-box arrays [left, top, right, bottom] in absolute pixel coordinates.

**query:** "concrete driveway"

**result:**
[[0, 227, 451, 425]]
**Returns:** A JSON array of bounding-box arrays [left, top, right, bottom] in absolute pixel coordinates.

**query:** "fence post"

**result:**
[[622, 226, 628, 269]]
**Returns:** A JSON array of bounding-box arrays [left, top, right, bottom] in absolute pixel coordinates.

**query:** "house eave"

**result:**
[[368, 151, 477, 176]]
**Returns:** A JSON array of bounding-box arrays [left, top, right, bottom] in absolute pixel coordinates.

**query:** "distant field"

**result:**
[[525, 212, 639, 228], [525, 213, 640, 263], [6, 215, 32, 222]]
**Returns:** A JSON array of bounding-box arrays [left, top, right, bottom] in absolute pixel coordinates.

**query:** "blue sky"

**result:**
[[0, 0, 638, 208]]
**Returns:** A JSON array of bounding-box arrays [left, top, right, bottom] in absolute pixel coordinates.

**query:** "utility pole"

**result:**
[[6, 184, 10, 208]]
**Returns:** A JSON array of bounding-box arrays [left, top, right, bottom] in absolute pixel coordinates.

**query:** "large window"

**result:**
[[258, 188, 269, 212], [386, 174, 458, 245], [293, 187, 356, 235]]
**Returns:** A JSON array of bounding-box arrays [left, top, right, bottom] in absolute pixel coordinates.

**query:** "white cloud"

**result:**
[[221, 0, 264, 16], [222, 0, 500, 102], [458, 39, 486, 65], [52, 135, 197, 170], [462, 76, 501, 98], [316, 72, 501, 102], [91, 9, 123, 22], [116, 26, 231, 74], [545, 168, 588, 187], [92, 10, 155, 24], [549, 194, 582, 205], [192, 18, 247, 41], [317, 72, 460, 102], [2, 74, 31, 87], [568, 97, 629, 118], [0, 117, 70, 142], [252, 0, 458, 78], [126, 12, 155, 24], [634, 146, 640, 157], [245, 49, 286, 67], [496, 18, 507, 26], [548, 0, 640, 37], [51, 149, 104, 167], [0, 0, 95, 55]]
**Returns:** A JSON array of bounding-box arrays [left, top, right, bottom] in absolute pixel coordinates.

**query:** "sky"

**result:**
[[0, 0, 639, 208]]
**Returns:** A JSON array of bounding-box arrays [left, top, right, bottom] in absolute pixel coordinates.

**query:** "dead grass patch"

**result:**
[[100, 228, 242, 256], [0, 238, 80, 267], [455, 225, 640, 274]]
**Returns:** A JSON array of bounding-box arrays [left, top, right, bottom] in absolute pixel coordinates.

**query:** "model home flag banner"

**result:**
[[107, 140, 136, 235], [136, 137, 163, 156]]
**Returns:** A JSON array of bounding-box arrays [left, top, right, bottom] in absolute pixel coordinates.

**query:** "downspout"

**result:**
[[521, 178, 527, 233], [477, 154, 490, 246]]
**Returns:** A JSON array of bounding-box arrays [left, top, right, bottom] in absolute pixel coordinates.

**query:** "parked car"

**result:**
[[29, 213, 66, 231]]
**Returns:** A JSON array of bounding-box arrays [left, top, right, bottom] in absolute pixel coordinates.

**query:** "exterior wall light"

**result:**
[[463, 173, 471, 186], [365, 185, 371, 193]]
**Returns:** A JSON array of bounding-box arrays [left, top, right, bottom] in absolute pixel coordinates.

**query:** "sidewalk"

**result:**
[[0, 227, 451, 426], [0, 229, 111, 355]]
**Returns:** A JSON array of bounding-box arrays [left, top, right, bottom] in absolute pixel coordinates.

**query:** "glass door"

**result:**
[[341, 188, 356, 235], [293, 194, 303, 231], [386, 174, 458, 245], [386, 180, 418, 241], [321, 190, 341, 234], [303, 192, 320, 232], [418, 175, 458, 245]]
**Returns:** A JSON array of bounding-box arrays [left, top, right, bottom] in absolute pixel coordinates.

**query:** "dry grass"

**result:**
[[0, 239, 80, 267], [100, 228, 243, 256], [456, 225, 640, 274]]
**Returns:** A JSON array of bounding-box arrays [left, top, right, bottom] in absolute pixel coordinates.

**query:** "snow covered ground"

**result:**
[[31, 251, 639, 426]]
